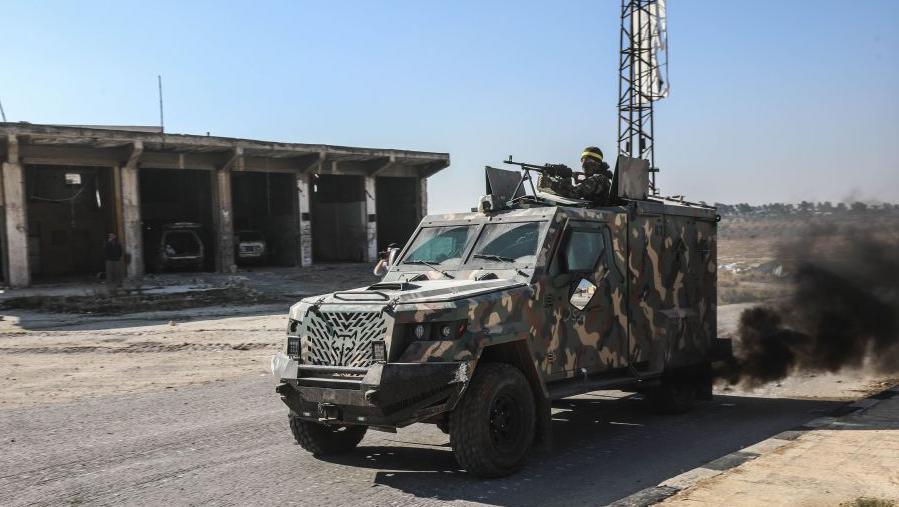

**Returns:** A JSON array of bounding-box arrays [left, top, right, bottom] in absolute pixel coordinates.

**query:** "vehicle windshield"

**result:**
[[469, 221, 545, 265], [402, 225, 476, 266]]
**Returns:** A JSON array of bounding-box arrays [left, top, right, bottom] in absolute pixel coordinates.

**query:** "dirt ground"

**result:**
[[0, 264, 379, 408], [717, 214, 899, 304], [0, 306, 284, 407]]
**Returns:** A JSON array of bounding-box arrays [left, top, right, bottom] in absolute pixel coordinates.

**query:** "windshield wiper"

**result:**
[[403, 259, 454, 279], [473, 254, 529, 277], [473, 253, 516, 262]]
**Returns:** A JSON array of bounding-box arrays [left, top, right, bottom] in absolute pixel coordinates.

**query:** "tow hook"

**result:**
[[317, 403, 339, 421]]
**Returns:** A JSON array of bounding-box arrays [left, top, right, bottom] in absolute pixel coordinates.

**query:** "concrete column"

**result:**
[[364, 175, 377, 262], [297, 173, 313, 266], [214, 168, 235, 273], [2, 136, 29, 287], [418, 176, 428, 220], [121, 141, 144, 279], [0, 154, 5, 285]]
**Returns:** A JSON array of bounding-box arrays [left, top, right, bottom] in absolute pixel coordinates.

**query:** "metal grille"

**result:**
[[300, 311, 387, 367]]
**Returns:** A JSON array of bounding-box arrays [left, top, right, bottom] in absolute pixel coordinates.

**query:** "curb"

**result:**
[[606, 383, 899, 507]]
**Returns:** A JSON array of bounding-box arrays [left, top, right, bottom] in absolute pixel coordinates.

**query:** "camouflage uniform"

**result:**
[[538, 168, 612, 205], [537, 174, 575, 198], [571, 170, 612, 205]]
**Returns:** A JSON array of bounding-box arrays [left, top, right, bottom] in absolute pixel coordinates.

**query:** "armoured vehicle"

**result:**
[[272, 158, 725, 477]]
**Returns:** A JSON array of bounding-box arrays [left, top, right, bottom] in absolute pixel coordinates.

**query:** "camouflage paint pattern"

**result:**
[[286, 200, 716, 404]]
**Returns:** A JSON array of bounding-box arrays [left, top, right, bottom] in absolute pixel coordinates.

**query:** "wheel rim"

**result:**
[[488, 391, 524, 453]]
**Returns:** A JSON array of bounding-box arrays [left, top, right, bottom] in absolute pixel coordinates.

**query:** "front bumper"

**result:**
[[272, 353, 468, 427]]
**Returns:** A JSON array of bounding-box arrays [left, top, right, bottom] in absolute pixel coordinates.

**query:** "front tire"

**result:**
[[289, 415, 367, 455], [449, 363, 536, 478]]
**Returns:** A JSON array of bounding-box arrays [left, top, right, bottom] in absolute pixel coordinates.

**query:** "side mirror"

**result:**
[[569, 278, 596, 310], [387, 247, 400, 266], [374, 247, 401, 277]]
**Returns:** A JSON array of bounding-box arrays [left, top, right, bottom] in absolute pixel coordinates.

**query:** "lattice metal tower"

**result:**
[[617, 0, 669, 193]]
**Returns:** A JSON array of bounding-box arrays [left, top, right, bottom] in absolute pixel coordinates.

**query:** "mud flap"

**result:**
[[534, 396, 553, 452]]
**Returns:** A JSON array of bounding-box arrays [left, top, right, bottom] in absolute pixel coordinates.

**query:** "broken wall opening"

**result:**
[[25, 165, 116, 279], [376, 176, 420, 252], [231, 171, 298, 266], [139, 168, 214, 272], [311, 174, 365, 262]]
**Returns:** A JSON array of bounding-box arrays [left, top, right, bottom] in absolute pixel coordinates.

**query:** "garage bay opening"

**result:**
[[25, 165, 116, 281], [139, 168, 214, 272]]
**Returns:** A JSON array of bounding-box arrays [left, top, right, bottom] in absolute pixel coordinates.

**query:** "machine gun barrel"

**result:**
[[503, 157, 579, 179]]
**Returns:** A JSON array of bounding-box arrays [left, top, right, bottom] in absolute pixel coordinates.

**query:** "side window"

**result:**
[[561, 229, 606, 273]]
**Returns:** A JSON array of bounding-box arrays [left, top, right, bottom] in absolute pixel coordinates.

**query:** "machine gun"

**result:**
[[480, 156, 593, 213], [502, 156, 581, 180]]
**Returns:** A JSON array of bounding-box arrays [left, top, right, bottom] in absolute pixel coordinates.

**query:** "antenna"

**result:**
[[617, 0, 669, 194], [0, 96, 7, 122], [157, 75, 165, 134]]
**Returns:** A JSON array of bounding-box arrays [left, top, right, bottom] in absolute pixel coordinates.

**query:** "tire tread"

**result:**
[[449, 363, 535, 478]]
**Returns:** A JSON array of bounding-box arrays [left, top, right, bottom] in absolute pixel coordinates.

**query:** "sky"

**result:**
[[2, 0, 898, 214]]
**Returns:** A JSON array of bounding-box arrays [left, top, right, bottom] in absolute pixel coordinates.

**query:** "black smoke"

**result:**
[[721, 227, 899, 386]]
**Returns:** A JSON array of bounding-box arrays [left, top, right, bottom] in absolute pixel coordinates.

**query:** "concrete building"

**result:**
[[0, 123, 449, 287]]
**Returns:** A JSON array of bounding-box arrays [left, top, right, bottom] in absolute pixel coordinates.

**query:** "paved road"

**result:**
[[0, 376, 846, 507]]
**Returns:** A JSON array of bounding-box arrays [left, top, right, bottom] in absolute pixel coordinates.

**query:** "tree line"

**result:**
[[715, 201, 898, 216]]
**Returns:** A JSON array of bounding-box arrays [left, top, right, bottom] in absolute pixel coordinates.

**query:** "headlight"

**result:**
[[286, 336, 300, 356], [406, 320, 468, 341], [372, 340, 387, 362]]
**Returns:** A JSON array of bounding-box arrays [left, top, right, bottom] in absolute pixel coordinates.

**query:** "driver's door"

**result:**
[[546, 221, 628, 379]]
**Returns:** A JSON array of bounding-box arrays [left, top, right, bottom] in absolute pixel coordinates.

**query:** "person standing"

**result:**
[[104, 232, 124, 292]]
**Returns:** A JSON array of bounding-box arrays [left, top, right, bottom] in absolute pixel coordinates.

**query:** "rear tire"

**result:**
[[449, 363, 535, 478], [289, 415, 367, 455]]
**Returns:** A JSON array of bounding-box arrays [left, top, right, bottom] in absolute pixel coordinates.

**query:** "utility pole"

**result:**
[[157, 75, 165, 133]]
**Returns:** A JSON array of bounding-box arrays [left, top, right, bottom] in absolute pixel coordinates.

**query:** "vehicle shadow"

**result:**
[[320, 393, 847, 506]]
